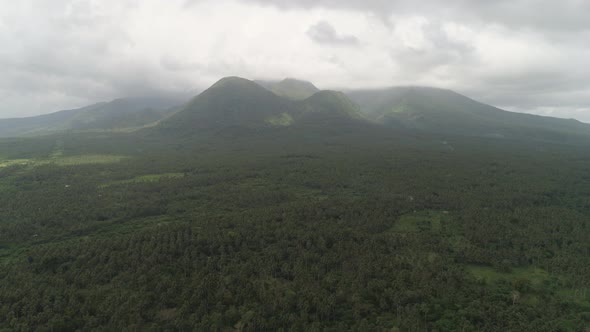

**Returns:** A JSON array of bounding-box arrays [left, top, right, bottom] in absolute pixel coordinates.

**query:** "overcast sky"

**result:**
[[1, 1, 590, 121]]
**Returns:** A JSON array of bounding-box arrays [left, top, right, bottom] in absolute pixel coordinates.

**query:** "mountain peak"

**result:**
[[255, 78, 319, 100], [157, 76, 298, 132], [210, 76, 255, 89]]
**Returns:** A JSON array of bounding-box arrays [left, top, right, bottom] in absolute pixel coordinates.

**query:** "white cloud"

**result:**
[[307, 21, 359, 45], [0, 0, 589, 122]]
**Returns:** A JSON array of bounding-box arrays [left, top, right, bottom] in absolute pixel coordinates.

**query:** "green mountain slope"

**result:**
[[0, 96, 185, 137], [158, 77, 301, 132], [298, 90, 365, 124], [255, 78, 319, 100], [348, 87, 590, 141], [156, 78, 375, 139]]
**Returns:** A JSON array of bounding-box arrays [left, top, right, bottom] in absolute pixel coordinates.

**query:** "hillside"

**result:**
[[158, 77, 301, 133], [348, 87, 590, 141], [155, 79, 376, 139], [0, 96, 186, 138], [255, 78, 320, 100], [298, 90, 366, 124], [4, 79, 589, 144]]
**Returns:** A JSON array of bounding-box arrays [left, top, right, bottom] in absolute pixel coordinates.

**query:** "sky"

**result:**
[[1, 1, 590, 121]]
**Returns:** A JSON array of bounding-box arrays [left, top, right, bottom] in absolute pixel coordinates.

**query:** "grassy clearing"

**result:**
[[391, 105, 411, 113], [0, 244, 24, 266], [467, 265, 590, 306], [467, 265, 551, 286], [0, 154, 127, 169], [100, 173, 185, 188], [266, 113, 294, 126], [557, 288, 590, 306], [0, 159, 32, 168], [392, 210, 447, 232], [52, 154, 127, 166]]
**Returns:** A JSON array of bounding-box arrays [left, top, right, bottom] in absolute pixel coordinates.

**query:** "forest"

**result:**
[[0, 125, 589, 331]]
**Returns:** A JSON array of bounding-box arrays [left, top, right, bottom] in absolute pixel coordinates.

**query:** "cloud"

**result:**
[[240, 0, 590, 33], [0, 0, 589, 122], [307, 21, 359, 46]]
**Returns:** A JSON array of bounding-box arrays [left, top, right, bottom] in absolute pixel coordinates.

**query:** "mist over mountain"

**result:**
[[2, 76, 589, 145], [297, 90, 366, 125], [0, 95, 188, 138], [347, 86, 590, 142], [254, 78, 320, 101]]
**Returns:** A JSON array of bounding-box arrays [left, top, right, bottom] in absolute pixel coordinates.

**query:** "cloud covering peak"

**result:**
[[1, 0, 589, 121]]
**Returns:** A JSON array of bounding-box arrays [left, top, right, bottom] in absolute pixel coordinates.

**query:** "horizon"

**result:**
[[1, 1, 590, 121], [1, 75, 587, 124]]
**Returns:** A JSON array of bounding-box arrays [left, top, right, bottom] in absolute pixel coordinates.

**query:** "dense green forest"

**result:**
[[1, 125, 590, 331]]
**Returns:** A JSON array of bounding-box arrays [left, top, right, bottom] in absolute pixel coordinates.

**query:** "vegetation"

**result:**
[[300, 91, 365, 121], [0, 96, 184, 138], [1, 127, 589, 331], [100, 173, 185, 188], [255, 78, 319, 101], [159, 77, 301, 132], [0, 154, 126, 169], [265, 113, 294, 127], [1, 77, 590, 330], [348, 86, 590, 142]]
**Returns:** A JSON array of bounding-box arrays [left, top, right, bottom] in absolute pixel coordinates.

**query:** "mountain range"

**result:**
[[0, 95, 187, 138], [1, 77, 589, 143], [348, 86, 589, 141]]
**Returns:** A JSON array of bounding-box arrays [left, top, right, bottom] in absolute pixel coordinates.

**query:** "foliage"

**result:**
[[0, 97, 183, 138], [0, 125, 589, 331]]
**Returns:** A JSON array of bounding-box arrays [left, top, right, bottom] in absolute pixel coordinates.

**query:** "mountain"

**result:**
[[255, 78, 319, 100], [347, 86, 590, 141], [157, 77, 590, 143], [6, 77, 587, 143], [157, 77, 373, 137], [298, 90, 365, 123], [159, 77, 301, 132], [0, 95, 186, 137]]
